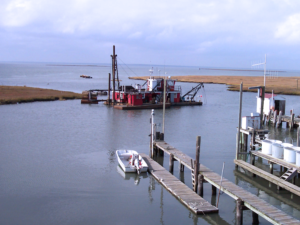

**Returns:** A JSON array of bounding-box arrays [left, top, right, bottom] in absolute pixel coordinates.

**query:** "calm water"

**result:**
[[1, 63, 300, 225]]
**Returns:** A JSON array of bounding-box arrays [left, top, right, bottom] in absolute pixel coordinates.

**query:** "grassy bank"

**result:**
[[0, 86, 82, 105], [129, 75, 300, 95]]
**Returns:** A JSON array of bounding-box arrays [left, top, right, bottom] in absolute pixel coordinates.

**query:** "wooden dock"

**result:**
[[235, 159, 300, 197], [140, 153, 219, 215], [154, 140, 300, 225], [251, 150, 300, 172]]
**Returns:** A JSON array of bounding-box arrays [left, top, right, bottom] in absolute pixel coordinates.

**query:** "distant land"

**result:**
[[129, 75, 300, 95], [0, 86, 82, 105]]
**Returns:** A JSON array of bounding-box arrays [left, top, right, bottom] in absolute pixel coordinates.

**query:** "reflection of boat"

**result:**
[[116, 150, 148, 174], [117, 166, 148, 185]]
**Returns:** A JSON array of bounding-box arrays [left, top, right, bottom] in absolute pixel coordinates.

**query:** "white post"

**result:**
[[151, 109, 155, 158], [264, 54, 267, 86], [162, 77, 166, 134], [236, 83, 243, 161]]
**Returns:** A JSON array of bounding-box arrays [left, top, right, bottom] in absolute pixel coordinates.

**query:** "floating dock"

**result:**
[[140, 153, 219, 214], [154, 140, 300, 225]]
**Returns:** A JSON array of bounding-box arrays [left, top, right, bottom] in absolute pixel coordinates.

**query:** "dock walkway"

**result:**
[[154, 140, 300, 225], [140, 153, 218, 214], [234, 159, 300, 196]]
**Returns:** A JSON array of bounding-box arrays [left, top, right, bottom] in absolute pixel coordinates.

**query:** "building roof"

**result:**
[[264, 93, 277, 98]]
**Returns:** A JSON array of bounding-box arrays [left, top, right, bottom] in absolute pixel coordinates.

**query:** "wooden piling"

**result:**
[[162, 77, 166, 134], [194, 136, 201, 192], [251, 154, 256, 177], [179, 163, 184, 172], [108, 73, 111, 104], [297, 127, 300, 147], [243, 134, 248, 152], [276, 111, 282, 128], [236, 83, 243, 161], [160, 133, 164, 141], [251, 129, 255, 150], [291, 113, 295, 129], [269, 163, 274, 174], [198, 174, 204, 197], [252, 212, 259, 225], [236, 198, 243, 225], [273, 111, 277, 127], [169, 153, 174, 173], [111, 45, 116, 104], [260, 87, 265, 128], [212, 185, 217, 196], [156, 132, 160, 141]]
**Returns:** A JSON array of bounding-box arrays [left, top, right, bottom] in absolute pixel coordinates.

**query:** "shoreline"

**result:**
[[129, 75, 300, 95], [0, 86, 82, 105]]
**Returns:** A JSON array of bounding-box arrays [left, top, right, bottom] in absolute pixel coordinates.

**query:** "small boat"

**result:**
[[116, 150, 148, 174]]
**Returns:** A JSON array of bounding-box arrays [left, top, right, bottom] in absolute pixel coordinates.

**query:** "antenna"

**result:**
[[252, 54, 267, 86]]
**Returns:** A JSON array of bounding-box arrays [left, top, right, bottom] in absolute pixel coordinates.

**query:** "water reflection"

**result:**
[[116, 166, 148, 185], [234, 168, 300, 217]]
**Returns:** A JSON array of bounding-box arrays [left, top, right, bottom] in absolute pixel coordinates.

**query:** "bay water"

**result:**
[[1, 62, 300, 224]]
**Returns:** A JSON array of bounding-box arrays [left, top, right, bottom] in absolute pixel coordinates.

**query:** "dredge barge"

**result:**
[[82, 45, 205, 109]]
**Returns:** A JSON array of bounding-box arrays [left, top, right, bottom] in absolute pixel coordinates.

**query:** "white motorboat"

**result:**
[[116, 150, 148, 174]]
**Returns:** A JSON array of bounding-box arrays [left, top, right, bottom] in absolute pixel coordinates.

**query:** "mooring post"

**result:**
[[252, 212, 259, 225], [277, 111, 282, 128], [291, 113, 295, 130], [198, 174, 204, 197], [243, 133, 248, 152], [251, 154, 256, 177], [297, 127, 300, 147], [236, 198, 243, 225], [151, 109, 155, 158], [194, 136, 201, 192], [162, 77, 166, 139], [108, 73, 111, 104], [269, 163, 274, 174], [251, 129, 255, 150], [273, 111, 277, 127], [111, 45, 116, 104], [260, 86, 265, 128], [169, 153, 174, 173], [236, 82, 243, 164], [212, 185, 217, 196], [179, 163, 184, 172]]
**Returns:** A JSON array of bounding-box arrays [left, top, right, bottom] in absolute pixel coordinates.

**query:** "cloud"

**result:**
[[1, 0, 300, 68], [275, 13, 300, 43]]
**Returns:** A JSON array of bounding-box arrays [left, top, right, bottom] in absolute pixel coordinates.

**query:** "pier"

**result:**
[[141, 153, 219, 214], [152, 140, 300, 224]]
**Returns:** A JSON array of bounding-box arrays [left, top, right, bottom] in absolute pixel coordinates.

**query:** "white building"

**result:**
[[256, 93, 286, 115]]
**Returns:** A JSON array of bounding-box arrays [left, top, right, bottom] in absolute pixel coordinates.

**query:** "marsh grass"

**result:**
[[0, 86, 82, 105], [129, 75, 300, 95]]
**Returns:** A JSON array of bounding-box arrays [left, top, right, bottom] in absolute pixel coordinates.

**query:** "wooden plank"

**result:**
[[251, 150, 300, 172], [141, 153, 218, 215], [234, 159, 300, 196], [154, 141, 300, 225]]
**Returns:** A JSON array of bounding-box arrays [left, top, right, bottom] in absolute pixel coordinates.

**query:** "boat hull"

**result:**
[[116, 150, 148, 173]]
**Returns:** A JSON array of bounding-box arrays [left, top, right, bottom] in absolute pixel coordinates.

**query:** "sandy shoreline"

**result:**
[[0, 86, 82, 105], [129, 75, 300, 95]]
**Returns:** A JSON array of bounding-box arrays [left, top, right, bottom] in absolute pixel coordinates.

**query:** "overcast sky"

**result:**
[[1, 0, 300, 69]]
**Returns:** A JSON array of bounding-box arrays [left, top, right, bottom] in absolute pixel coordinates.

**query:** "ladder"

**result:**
[[191, 160, 195, 190], [280, 168, 298, 181]]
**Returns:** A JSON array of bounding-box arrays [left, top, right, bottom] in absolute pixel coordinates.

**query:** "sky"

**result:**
[[1, 0, 300, 69]]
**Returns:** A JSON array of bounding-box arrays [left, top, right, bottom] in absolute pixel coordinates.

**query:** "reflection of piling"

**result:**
[[108, 73, 111, 104]]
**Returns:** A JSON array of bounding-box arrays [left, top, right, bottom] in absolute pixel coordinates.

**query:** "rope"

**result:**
[[118, 56, 138, 77]]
